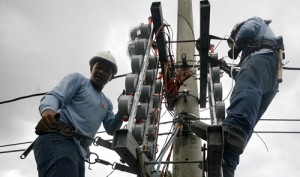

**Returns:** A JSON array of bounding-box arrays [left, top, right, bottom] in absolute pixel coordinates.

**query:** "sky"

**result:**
[[0, 0, 300, 177]]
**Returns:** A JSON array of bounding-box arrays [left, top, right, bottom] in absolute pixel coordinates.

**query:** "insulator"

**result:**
[[127, 41, 135, 57], [135, 39, 148, 55], [210, 53, 218, 60], [216, 101, 225, 123], [136, 103, 149, 121], [129, 23, 151, 40], [210, 53, 219, 67], [132, 124, 145, 145], [118, 95, 133, 117], [140, 85, 152, 102], [125, 74, 139, 95], [154, 80, 162, 94], [150, 109, 157, 124], [213, 83, 223, 101], [145, 69, 155, 85], [147, 125, 157, 141], [127, 39, 148, 56], [148, 55, 158, 69], [131, 55, 144, 73], [212, 66, 220, 83], [152, 94, 160, 109]]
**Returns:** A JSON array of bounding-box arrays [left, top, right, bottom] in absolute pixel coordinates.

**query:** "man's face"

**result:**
[[90, 61, 113, 91]]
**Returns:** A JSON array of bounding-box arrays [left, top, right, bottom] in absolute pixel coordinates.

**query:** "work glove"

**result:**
[[35, 110, 60, 134], [228, 47, 241, 60], [218, 58, 240, 79], [221, 66, 240, 79]]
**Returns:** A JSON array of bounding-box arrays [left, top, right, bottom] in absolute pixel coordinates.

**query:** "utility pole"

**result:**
[[173, 0, 202, 177]]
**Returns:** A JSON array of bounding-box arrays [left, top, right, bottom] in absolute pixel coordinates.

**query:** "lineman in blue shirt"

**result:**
[[223, 16, 279, 177], [34, 51, 123, 177], [192, 16, 280, 177]]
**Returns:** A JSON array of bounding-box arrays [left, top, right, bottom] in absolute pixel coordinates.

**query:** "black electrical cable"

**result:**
[[283, 66, 300, 70], [158, 118, 300, 125], [0, 149, 26, 154], [0, 73, 128, 105], [260, 118, 300, 121], [254, 131, 300, 134], [157, 130, 300, 136], [1, 129, 300, 155], [112, 73, 130, 80], [0, 141, 32, 148], [0, 92, 46, 105]]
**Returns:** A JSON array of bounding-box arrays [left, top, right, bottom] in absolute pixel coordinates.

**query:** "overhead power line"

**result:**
[[0, 149, 26, 154], [0, 92, 46, 105], [0, 141, 33, 148], [0, 73, 129, 105], [283, 66, 300, 70]]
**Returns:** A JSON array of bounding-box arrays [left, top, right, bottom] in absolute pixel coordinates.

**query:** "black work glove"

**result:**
[[35, 111, 60, 135], [221, 66, 240, 79], [228, 47, 241, 59]]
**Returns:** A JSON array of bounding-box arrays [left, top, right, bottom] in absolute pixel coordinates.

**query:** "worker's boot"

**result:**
[[191, 121, 247, 155], [223, 124, 247, 155]]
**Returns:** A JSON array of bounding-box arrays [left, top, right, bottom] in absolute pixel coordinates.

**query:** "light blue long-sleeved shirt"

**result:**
[[39, 72, 122, 157], [235, 16, 277, 63]]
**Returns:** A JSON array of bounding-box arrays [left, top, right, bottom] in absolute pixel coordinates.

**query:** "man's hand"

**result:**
[[35, 110, 59, 132]]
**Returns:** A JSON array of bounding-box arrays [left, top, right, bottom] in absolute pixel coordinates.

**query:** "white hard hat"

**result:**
[[89, 51, 118, 75]]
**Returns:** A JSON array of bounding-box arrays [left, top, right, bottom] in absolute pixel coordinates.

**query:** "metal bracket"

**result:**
[[150, 2, 168, 63], [112, 129, 154, 177], [207, 126, 223, 177]]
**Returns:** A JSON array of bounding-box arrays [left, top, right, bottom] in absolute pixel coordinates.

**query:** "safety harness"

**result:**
[[231, 36, 285, 83], [224, 19, 285, 83], [36, 122, 93, 150], [21, 122, 93, 159], [245, 36, 284, 57]]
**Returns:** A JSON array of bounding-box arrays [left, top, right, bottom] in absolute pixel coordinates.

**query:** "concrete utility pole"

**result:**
[[173, 0, 202, 177]]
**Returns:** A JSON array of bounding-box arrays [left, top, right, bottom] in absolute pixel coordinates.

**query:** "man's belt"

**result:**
[[21, 123, 93, 159]]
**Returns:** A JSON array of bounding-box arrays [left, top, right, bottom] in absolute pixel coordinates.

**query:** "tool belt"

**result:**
[[21, 122, 92, 159], [245, 37, 285, 58], [248, 40, 278, 52], [36, 122, 92, 150]]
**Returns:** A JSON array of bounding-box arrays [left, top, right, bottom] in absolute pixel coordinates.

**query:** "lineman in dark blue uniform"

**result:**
[[222, 16, 279, 177]]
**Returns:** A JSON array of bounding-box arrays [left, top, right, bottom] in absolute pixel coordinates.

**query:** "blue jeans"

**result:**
[[222, 52, 278, 176], [34, 133, 85, 177]]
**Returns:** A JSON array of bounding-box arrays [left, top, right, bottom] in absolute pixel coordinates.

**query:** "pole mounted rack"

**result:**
[[113, 35, 155, 177], [112, 3, 168, 177]]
